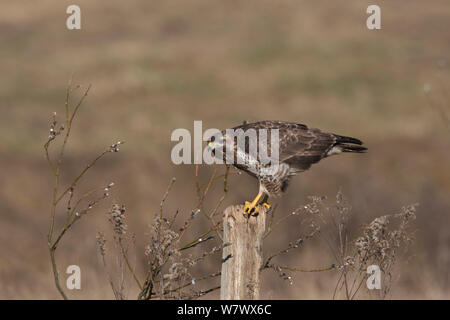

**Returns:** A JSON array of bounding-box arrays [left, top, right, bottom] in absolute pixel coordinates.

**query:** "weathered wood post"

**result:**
[[220, 204, 267, 300]]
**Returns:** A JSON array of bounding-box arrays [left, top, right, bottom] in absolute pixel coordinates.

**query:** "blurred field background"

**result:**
[[1, 0, 450, 299]]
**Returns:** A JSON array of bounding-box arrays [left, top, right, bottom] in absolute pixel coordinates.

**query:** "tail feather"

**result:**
[[333, 134, 367, 153], [334, 134, 363, 145], [338, 144, 367, 153]]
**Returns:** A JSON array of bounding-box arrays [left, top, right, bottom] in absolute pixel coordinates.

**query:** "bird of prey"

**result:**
[[207, 120, 367, 216]]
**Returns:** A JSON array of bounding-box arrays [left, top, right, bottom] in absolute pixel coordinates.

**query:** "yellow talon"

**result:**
[[262, 202, 271, 209], [243, 192, 264, 216], [244, 201, 259, 216]]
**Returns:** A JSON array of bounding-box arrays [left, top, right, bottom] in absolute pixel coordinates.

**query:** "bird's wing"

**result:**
[[230, 121, 334, 171], [277, 124, 337, 172], [229, 120, 365, 173]]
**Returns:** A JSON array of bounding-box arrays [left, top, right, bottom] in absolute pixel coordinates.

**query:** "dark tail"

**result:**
[[334, 134, 367, 153]]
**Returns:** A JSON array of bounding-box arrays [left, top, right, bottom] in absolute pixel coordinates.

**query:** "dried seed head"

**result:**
[[108, 204, 127, 235], [96, 232, 107, 256]]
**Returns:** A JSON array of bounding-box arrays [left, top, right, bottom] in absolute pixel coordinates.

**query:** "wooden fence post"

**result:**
[[220, 204, 267, 300]]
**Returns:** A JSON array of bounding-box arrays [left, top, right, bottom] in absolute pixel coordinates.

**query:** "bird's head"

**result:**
[[206, 131, 226, 158]]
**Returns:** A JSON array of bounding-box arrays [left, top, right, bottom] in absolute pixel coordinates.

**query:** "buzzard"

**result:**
[[207, 120, 367, 216]]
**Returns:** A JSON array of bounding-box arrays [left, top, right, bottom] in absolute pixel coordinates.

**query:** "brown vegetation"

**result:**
[[1, 0, 449, 299]]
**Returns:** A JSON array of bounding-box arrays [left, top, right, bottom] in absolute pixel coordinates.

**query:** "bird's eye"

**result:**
[[208, 136, 215, 146]]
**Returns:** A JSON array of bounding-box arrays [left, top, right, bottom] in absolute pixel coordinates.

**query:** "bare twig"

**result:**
[[45, 83, 123, 299]]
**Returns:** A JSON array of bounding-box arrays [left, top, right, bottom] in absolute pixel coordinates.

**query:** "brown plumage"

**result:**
[[207, 120, 367, 215]]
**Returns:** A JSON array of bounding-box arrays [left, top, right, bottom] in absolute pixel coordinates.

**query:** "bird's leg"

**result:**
[[261, 194, 271, 210], [243, 192, 263, 216]]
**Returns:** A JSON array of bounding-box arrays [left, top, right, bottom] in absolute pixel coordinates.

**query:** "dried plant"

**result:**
[[44, 92, 230, 300], [96, 204, 140, 300], [261, 196, 336, 285], [296, 191, 417, 299], [44, 82, 123, 299], [257, 190, 416, 298], [350, 204, 417, 299], [96, 175, 230, 300]]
